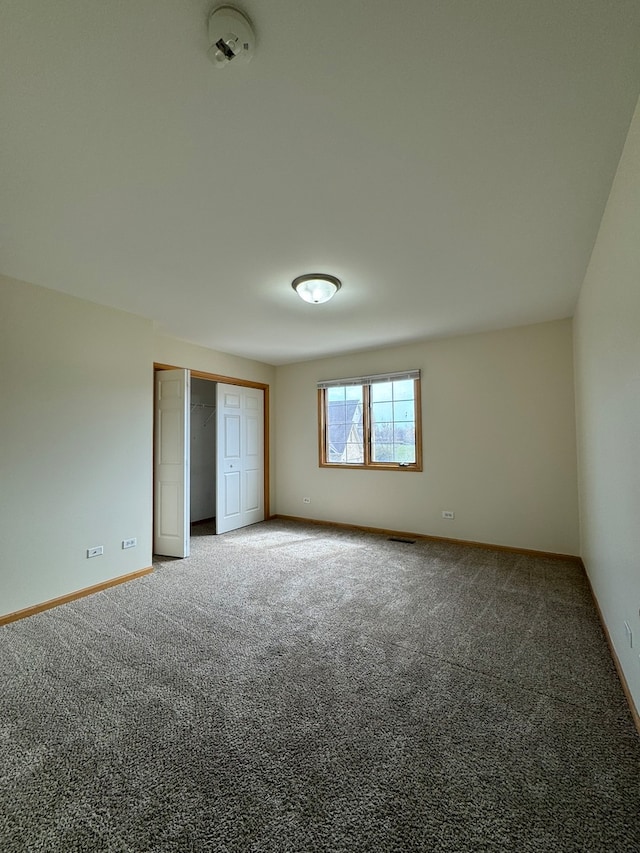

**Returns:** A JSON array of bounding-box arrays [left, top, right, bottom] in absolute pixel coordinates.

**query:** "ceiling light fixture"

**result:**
[[292, 274, 342, 304]]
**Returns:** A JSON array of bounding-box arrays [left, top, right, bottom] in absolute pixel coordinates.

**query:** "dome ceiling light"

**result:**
[[292, 274, 342, 304]]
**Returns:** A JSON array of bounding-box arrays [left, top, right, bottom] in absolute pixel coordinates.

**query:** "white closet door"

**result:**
[[154, 369, 190, 557], [216, 384, 264, 534]]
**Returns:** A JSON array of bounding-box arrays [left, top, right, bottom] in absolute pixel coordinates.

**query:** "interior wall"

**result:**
[[274, 319, 579, 555], [0, 275, 154, 617], [190, 378, 216, 523], [573, 96, 640, 712]]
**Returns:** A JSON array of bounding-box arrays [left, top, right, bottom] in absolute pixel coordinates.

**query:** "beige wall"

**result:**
[[574, 96, 640, 711], [153, 333, 275, 387], [274, 319, 579, 555], [0, 276, 154, 616], [0, 279, 278, 620]]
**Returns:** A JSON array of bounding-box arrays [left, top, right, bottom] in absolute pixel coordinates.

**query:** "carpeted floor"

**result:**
[[1, 519, 639, 852]]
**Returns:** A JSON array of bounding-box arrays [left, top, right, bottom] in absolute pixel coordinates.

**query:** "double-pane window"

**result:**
[[319, 371, 421, 471]]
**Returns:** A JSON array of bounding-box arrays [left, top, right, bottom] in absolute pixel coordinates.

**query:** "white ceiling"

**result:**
[[2, 1, 640, 365]]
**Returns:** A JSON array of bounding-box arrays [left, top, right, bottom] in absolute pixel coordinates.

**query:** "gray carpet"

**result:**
[[1, 519, 639, 852]]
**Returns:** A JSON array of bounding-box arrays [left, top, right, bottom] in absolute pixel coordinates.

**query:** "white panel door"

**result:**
[[154, 369, 190, 557], [216, 383, 264, 534]]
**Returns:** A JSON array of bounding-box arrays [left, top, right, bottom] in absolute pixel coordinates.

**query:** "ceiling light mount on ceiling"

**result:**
[[292, 274, 342, 304], [207, 6, 255, 68]]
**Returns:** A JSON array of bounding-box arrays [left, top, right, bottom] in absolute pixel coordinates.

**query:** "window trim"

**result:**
[[318, 371, 422, 472]]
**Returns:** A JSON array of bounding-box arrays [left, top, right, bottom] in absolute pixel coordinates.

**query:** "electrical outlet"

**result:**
[[87, 546, 103, 558], [122, 538, 137, 550], [442, 511, 455, 520], [624, 621, 633, 648], [302, 497, 311, 504]]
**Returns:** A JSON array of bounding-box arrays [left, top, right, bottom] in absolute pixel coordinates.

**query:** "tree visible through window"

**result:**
[[318, 371, 422, 470]]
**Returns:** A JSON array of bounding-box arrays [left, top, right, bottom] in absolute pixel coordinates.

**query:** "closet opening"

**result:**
[[153, 364, 269, 558], [190, 377, 217, 540]]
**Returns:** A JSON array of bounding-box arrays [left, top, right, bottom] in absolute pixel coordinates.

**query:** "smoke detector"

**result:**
[[207, 6, 255, 68]]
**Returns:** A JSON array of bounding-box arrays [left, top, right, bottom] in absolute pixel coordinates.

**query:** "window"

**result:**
[[318, 370, 422, 471]]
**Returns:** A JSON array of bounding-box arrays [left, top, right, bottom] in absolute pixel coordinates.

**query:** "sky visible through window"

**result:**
[[325, 379, 416, 465], [370, 379, 416, 463]]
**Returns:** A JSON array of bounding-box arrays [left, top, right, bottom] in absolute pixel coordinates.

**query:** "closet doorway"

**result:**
[[190, 377, 217, 529], [153, 365, 268, 558]]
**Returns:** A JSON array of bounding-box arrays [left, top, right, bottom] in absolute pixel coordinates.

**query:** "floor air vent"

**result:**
[[387, 536, 416, 544]]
